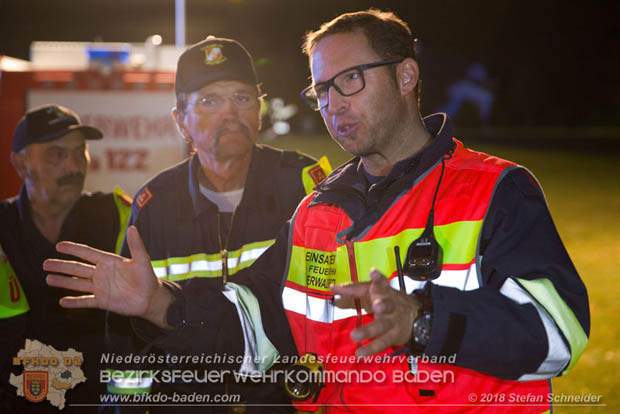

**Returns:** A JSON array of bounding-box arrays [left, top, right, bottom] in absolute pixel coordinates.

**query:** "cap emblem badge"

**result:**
[[202, 44, 227, 66]]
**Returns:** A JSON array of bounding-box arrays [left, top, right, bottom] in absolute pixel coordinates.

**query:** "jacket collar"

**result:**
[[187, 146, 275, 218], [187, 152, 211, 218], [16, 186, 30, 223], [15, 185, 80, 249], [310, 113, 456, 231]]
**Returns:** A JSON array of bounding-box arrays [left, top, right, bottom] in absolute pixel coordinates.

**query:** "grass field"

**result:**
[[265, 133, 620, 413]]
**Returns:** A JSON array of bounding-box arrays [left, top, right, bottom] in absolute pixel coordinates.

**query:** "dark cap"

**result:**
[[175, 36, 258, 94], [12, 104, 103, 152]]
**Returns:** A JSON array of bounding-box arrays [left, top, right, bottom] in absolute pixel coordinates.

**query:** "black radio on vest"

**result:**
[[402, 149, 453, 281]]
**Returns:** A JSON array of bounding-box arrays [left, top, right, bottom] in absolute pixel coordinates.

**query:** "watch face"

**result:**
[[413, 312, 432, 346]]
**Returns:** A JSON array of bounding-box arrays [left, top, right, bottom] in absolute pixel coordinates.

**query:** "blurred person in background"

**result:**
[[439, 62, 495, 125]]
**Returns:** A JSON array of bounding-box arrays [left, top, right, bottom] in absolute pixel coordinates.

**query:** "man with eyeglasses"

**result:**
[[101, 37, 329, 412], [46, 10, 588, 413]]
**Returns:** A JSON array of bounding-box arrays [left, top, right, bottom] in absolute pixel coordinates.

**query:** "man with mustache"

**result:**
[[102, 36, 329, 412], [0, 104, 132, 413]]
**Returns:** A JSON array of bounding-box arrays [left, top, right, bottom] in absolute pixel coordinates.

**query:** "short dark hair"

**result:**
[[303, 9, 421, 106]]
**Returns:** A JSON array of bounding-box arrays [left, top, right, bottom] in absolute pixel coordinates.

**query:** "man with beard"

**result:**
[[102, 36, 329, 412], [0, 104, 132, 413]]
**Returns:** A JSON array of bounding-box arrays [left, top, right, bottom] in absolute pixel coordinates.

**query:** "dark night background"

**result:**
[[1, 0, 618, 129], [2, 3, 620, 406]]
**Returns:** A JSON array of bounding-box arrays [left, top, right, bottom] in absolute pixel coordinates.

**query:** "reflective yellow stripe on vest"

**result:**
[[517, 277, 588, 375], [112, 186, 132, 255], [354, 220, 483, 285], [0, 243, 30, 319], [151, 239, 275, 281], [283, 220, 484, 323], [287, 220, 483, 289]]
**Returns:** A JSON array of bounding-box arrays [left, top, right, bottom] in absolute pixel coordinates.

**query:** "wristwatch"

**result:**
[[408, 287, 433, 354]]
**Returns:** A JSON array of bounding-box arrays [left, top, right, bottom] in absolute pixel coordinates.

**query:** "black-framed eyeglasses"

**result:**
[[300, 58, 404, 111]]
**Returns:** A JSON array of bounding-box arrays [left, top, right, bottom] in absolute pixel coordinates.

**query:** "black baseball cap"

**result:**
[[175, 36, 258, 94], [12, 104, 103, 152]]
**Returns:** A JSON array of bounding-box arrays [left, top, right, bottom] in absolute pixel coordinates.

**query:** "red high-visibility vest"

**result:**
[[282, 139, 550, 413]]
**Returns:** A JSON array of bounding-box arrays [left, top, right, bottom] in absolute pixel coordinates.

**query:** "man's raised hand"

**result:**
[[44, 225, 173, 329]]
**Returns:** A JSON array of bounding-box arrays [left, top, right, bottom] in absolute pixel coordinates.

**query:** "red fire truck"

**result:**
[[1, 41, 187, 199]]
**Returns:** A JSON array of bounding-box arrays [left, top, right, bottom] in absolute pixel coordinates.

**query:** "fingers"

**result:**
[[330, 268, 387, 297], [333, 268, 415, 356], [126, 225, 151, 264], [351, 311, 409, 358], [351, 317, 390, 343], [331, 269, 391, 312], [331, 295, 358, 309], [368, 268, 390, 296], [330, 280, 371, 298], [371, 296, 396, 314], [46, 274, 94, 293], [350, 269, 418, 356], [349, 295, 398, 350], [55, 241, 109, 264], [58, 295, 99, 309], [370, 268, 385, 282], [43, 259, 95, 279], [356, 332, 394, 358]]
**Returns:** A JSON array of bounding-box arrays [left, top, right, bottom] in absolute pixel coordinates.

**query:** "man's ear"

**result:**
[[172, 107, 191, 140], [10, 151, 28, 179], [396, 58, 420, 96]]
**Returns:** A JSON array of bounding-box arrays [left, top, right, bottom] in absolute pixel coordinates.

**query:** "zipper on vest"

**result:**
[[344, 239, 362, 331]]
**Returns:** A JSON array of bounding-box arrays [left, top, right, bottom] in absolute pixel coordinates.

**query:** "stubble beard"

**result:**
[[350, 108, 404, 160]]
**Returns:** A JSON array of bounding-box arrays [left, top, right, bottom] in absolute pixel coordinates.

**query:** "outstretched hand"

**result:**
[[44, 225, 173, 329], [331, 268, 420, 357]]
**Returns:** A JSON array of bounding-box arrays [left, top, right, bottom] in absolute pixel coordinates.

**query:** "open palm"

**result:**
[[44, 225, 160, 318]]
